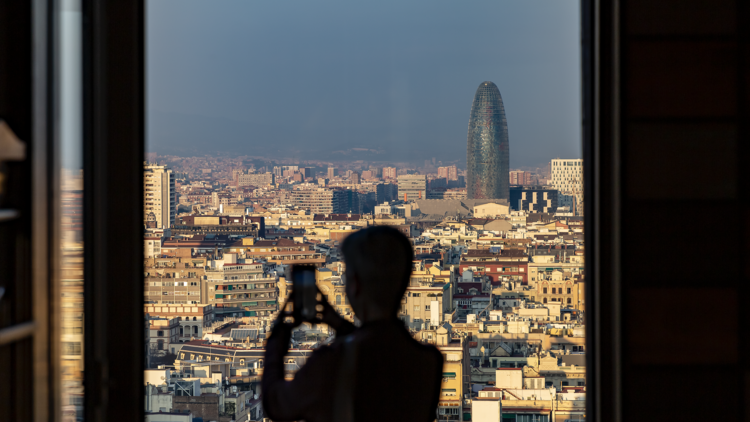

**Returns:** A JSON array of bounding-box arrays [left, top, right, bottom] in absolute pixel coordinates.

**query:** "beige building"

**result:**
[[535, 270, 583, 309], [397, 174, 427, 201], [473, 202, 510, 218], [205, 262, 278, 318], [148, 316, 181, 355], [527, 253, 584, 288], [144, 304, 215, 344], [238, 171, 274, 187], [144, 163, 176, 229], [423, 324, 471, 422]]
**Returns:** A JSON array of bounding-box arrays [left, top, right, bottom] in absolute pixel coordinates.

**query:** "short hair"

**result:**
[[341, 226, 414, 314]]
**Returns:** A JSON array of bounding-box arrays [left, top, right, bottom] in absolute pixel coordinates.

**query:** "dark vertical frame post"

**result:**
[[82, 0, 145, 421], [583, 0, 621, 421]]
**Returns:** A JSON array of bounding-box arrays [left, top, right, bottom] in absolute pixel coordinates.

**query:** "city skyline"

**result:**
[[146, 0, 581, 168]]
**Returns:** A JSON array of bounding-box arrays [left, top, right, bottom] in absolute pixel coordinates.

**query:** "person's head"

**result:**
[[341, 226, 413, 321]]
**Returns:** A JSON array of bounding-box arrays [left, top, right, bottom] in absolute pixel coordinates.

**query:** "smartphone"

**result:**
[[291, 265, 317, 322]]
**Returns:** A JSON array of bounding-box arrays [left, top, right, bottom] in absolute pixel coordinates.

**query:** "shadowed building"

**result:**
[[466, 81, 509, 201]]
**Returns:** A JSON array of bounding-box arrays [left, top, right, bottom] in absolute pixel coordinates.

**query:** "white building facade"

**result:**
[[144, 163, 176, 229], [550, 159, 583, 216]]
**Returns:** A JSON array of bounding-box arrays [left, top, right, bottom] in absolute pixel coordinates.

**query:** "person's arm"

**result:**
[[262, 291, 346, 421], [261, 307, 297, 421], [316, 290, 356, 337], [262, 343, 334, 421]]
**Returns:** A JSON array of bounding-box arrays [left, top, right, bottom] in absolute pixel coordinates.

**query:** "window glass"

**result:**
[[145, 0, 582, 419], [58, 0, 85, 418]]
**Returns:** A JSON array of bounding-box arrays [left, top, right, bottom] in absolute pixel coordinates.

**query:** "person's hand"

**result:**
[[310, 286, 347, 331], [270, 291, 302, 337]]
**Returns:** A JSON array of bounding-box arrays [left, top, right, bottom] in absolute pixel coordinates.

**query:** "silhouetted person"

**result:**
[[262, 226, 443, 422]]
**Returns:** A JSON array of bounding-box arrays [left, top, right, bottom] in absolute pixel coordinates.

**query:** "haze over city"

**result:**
[[146, 0, 581, 168]]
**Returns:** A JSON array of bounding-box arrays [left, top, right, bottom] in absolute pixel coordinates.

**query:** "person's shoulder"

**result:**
[[407, 338, 443, 364]]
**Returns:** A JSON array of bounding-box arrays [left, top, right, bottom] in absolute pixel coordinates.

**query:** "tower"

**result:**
[[143, 163, 175, 229], [466, 81, 509, 200]]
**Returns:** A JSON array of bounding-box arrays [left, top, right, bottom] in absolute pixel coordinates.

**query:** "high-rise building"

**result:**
[[144, 163, 175, 229], [287, 189, 347, 214], [350, 172, 360, 184], [438, 165, 458, 181], [382, 167, 397, 179], [509, 170, 533, 186], [327, 167, 338, 179], [397, 174, 427, 201], [550, 159, 583, 215], [466, 81, 509, 200]]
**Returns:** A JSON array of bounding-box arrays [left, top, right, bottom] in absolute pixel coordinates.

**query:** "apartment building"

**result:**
[[438, 165, 458, 181], [147, 316, 181, 354], [238, 171, 275, 187], [509, 170, 533, 186], [536, 271, 583, 308], [397, 174, 427, 201], [145, 277, 204, 305], [382, 166, 397, 179], [229, 238, 327, 266], [144, 163, 176, 229], [399, 283, 450, 329], [144, 304, 215, 343], [172, 214, 265, 238], [460, 249, 529, 285], [286, 188, 347, 214], [205, 262, 279, 318], [550, 159, 583, 216], [527, 245, 584, 287], [416, 325, 471, 422]]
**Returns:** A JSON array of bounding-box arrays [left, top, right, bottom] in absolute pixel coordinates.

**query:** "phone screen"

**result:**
[[292, 266, 317, 322]]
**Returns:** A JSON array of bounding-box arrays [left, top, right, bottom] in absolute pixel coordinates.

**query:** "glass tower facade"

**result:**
[[466, 81, 509, 200]]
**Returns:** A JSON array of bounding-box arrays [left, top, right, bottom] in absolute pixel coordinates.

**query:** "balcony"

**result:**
[[214, 287, 276, 295], [212, 298, 277, 308]]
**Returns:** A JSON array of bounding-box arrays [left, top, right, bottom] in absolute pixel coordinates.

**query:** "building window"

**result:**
[[62, 342, 82, 356], [567, 298, 572, 304], [543, 288, 547, 294], [157, 330, 164, 337], [414, 305, 420, 312], [567, 288, 571, 294], [336, 295, 341, 305], [543, 298, 547, 304]]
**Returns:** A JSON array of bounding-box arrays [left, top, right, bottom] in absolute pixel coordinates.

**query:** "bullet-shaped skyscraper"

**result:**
[[466, 81, 509, 200]]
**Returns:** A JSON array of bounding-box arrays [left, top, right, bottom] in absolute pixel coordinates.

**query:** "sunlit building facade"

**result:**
[[466, 81, 509, 201]]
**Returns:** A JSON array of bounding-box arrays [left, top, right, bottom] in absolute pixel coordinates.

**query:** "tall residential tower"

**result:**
[[144, 163, 175, 229], [466, 81, 509, 200]]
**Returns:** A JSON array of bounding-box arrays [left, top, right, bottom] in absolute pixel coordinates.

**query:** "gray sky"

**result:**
[[147, 0, 581, 168]]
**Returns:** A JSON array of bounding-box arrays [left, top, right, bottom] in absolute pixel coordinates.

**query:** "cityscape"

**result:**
[[105, 80, 583, 422]]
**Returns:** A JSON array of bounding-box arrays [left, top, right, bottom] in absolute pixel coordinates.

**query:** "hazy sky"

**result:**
[[147, 0, 581, 168]]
